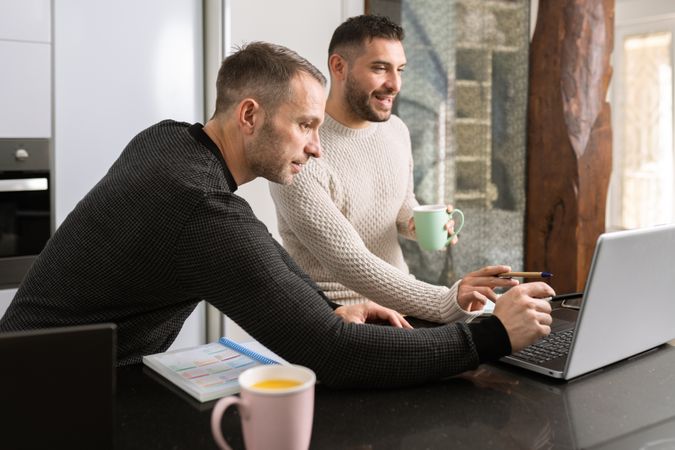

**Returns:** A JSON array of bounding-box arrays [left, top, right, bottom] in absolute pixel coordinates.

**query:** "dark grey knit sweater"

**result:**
[[0, 120, 509, 388]]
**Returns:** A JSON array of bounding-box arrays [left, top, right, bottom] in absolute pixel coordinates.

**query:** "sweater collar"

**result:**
[[322, 114, 380, 139], [188, 122, 238, 192]]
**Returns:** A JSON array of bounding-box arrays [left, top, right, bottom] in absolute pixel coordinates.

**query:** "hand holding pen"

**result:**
[[495, 272, 583, 307], [458, 267, 556, 313], [457, 265, 521, 312]]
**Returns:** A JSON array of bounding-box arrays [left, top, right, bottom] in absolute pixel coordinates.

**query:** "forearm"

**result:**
[[269, 295, 510, 388], [226, 271, 485, 388], [286, 228, 462, 322]]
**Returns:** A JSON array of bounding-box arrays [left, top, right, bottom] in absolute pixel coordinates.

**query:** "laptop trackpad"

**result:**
[[552, 307, 578, 332]]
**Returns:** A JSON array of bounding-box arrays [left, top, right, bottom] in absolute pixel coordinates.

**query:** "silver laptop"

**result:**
[[502, 224, 675, 380]]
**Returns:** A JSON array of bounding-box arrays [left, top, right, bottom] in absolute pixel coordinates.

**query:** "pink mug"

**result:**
[[211, 364, 316, 450]]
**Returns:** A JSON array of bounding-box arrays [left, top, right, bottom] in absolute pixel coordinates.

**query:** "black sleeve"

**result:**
[[173, 194, 488, 388], [468, 316, 512, 362], [270, 238, 338, 308]]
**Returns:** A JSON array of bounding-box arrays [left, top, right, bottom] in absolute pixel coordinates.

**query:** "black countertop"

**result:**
[[117, 340, 675, 449]]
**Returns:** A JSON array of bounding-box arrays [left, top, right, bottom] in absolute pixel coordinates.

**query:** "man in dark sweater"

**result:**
[[0, 42, 554, 388]]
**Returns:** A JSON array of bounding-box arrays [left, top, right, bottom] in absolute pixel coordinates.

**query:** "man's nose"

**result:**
[[305, 131, 322, 159], [384, 71, 401, 94]]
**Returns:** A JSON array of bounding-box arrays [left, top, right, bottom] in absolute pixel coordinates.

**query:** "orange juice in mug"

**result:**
[[251, 378, 303, 390], [211, 365, 316, 450]]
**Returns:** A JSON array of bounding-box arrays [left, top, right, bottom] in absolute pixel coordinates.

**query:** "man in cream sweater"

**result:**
[[270, 15, 518, 323]]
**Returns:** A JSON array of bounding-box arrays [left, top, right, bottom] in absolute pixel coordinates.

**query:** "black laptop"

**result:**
[[0, 323, 116, 450]]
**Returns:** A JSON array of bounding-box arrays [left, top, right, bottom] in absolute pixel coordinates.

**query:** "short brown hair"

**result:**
[[213, 42, 326, 116], [328, 15, 404, 60]]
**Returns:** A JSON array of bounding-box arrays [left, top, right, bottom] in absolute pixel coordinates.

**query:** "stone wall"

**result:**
[[371, 0, 530, 284]]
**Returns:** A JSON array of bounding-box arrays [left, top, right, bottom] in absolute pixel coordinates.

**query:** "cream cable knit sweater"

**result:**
[[270, 114, 478, 323]]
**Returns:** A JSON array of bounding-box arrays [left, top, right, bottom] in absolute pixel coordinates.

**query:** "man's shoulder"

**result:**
[[124, 120, 193, 153], [115, 120, 229, 199], [269, 157, 339, 208], [383, 114, 409, 133], [152, 119, 190, 128], [135, 119, 191, 139], [276, 158, 329, 191]]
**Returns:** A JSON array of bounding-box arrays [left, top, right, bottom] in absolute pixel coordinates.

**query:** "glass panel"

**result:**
[[621, 32, 673, 228], [370, 0, 530, 284]]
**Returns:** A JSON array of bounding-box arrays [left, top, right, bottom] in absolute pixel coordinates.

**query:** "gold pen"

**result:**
[[498, 271, 553, 279]]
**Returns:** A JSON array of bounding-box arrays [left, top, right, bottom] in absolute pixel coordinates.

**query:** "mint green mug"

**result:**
[[413, 205, 465, 252]]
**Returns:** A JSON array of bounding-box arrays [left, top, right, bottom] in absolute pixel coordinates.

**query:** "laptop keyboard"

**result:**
[[512, 328, 574, 364]]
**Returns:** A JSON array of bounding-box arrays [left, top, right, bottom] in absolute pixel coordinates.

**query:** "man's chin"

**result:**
[[268, 179, 292, 186], [261, 171, 293, 186], [370, 111, 392, 122], [274, 174, 294, 185], [366, 105, 393, 122]]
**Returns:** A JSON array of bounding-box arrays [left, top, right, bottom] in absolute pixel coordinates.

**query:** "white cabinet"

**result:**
[[0, 0, 51, 138], [0, 41, 51, 138], [0, 0, 51, 43]]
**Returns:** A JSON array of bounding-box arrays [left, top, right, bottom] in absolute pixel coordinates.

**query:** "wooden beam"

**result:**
[[526, 0, 614, 294]]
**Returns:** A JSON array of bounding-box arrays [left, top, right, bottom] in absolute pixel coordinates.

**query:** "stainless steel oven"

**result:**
[[0, 139, 51, 288]]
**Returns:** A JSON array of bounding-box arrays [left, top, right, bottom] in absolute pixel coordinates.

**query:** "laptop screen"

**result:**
[[565, 224, 675, 379], [0, 323, 116, 450]]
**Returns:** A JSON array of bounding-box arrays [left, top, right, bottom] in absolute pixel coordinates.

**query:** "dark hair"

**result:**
[[328, 15, 404, 59], [213, 41, 326, 116]]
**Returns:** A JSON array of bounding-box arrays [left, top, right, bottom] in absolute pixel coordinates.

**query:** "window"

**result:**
[[609, 17, 675, 230]]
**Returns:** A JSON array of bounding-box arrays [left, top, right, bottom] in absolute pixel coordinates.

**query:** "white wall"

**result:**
[[616, 0, 675, 24]]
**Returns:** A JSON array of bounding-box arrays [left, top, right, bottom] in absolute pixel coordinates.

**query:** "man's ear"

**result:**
[[328, 53, 348, 81], [237, 98, 260, 135]]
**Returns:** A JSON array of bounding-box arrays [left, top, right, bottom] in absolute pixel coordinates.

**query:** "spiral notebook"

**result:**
[[143, 337, 286, 402]]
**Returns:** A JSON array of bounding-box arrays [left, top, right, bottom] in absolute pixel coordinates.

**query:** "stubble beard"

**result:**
[[344, 74, 393, 123], [247, 121, 292, 185]]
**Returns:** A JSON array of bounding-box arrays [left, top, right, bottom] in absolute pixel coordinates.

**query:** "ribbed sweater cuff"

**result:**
[[467, 315, 511, 363], [438, 280, 483, 323]]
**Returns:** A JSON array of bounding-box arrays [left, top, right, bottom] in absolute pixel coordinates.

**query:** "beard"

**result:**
[[246, 120, 292, 185], [344, 74, 394, 123]]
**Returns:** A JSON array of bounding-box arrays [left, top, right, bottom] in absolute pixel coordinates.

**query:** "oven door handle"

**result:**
[[0, 178, 49, 192]]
